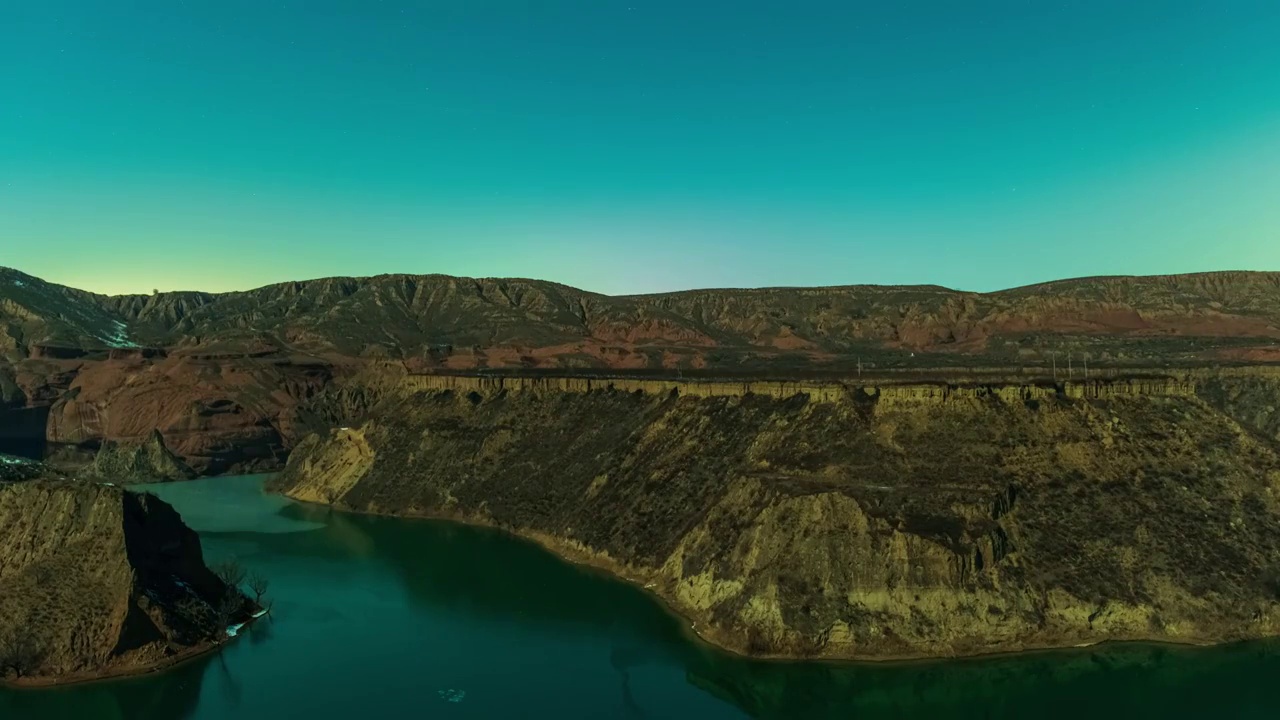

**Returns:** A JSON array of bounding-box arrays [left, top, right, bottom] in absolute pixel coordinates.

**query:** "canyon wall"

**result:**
[[4, 354, 339, 475], [0, 482, 245, 682], [272, 376, 1280, 659]]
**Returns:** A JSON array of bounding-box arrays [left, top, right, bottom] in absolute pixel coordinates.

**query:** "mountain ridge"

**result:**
[[5, 267, 1280, 367], [4, 265, 1277, 474], [8, 265, 1278, 300]]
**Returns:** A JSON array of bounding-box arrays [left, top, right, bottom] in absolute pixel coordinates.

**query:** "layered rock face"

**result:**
[[0, 482, 243, 682], [272, 377, 1280, 659], [9, 353, 335, 475]]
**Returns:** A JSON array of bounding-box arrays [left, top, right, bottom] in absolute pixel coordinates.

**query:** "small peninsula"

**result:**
[[0, 474, 256, 685]]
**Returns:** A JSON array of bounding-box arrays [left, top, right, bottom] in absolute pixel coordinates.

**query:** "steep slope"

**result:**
[[0, 481, 252, 683], [272, 376, 1280, 659], [0, 268, 141, 353]]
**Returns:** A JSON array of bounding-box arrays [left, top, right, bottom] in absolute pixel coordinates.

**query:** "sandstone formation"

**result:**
[[272, 374, 1280, 659], [0, 481, 252, 684]]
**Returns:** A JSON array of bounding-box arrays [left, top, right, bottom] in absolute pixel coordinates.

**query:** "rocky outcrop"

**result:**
[[78, 430, 196, 483], [272, 377, 1280, 660], [0, 482, 253, 684]]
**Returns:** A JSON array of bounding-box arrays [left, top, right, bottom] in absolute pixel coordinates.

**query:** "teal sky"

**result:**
[[3, 1, 1279, 296]]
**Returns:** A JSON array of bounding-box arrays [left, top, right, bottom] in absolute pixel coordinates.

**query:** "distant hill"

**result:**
[[4, 267, 1280, 369]]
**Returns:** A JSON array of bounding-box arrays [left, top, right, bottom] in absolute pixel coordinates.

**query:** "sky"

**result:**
[[2, 1, 1279, 296]]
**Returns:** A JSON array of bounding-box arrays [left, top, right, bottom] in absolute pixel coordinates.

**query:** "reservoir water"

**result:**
[[4, 474, 1280, 719]]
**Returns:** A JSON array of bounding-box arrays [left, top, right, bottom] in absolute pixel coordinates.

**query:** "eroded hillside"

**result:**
[[272, 375, 1280, 659], [4, 266, 1280, 367], [0, 482, 250, 684]]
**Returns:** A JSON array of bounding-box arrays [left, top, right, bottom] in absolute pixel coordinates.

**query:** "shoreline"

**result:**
[[0, 612, 267, 691], [277, 491, 1242, 666]]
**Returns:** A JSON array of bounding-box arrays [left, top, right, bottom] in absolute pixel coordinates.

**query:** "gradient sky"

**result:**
[[2, 1, 1279, 296]]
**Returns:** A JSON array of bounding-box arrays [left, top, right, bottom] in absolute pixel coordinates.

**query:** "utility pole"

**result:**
[[1049, 351, 1058, 381], [857, 356, 862, 379], [1068, 352, 1073, 380]]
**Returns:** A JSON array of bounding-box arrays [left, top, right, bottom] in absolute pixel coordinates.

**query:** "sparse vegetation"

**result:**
[[247, 571, 270, 603], [213, 591, 245, 633], [0, 482, 252, 683], [212, 557, 247, 590], [0, 627, 45, 679]]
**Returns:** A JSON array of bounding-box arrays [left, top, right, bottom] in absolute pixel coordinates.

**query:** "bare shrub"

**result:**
[[0, 627, 45, 678], [213, 591, 244, 634], [212, 557, 247, 589], [247, 571, 270, 603]]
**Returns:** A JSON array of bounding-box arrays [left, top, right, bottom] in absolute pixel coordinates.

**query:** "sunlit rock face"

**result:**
[[273, 376, 1280, 660]]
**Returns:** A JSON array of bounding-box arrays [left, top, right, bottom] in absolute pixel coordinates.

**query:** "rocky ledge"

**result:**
[[271, 374, 1280, 660], [0, 481, 255, 685]]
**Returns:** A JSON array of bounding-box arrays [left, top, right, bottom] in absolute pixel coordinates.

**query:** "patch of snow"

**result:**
[[0, 455, 30, 465], [250, 608, 269, 619], [12, 279, 24, 288], [100, 319, 140, 349]]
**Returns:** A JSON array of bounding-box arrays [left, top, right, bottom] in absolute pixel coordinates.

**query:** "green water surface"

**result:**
[[3, 474, 1280, 719]]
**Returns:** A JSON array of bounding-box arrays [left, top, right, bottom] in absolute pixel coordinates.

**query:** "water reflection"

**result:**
[[0, 652, 210, 719], [683, 640, 1280, 719], [255, 497, 1280, 718], [6, 476, 1280, 719]]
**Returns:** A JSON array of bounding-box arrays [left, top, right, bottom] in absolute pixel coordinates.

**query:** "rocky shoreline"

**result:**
[[269, 373, 1280, 661], [274, 495, 1238, 663]]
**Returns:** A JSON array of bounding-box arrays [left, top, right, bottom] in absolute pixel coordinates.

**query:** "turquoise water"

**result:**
[[4, 475, 1280, 719]]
